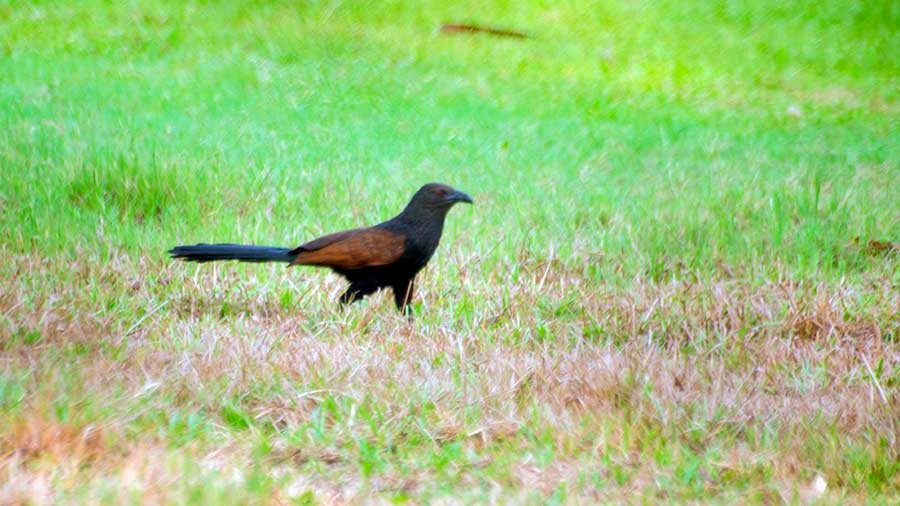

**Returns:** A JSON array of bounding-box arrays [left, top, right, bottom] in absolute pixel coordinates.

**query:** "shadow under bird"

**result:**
[[168, 183, 473, 312]]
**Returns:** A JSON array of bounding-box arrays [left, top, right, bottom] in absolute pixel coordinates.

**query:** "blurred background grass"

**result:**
[[1, 0, 898, 279]]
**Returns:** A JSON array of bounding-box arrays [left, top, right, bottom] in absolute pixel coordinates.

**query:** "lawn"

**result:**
[[1, 0, 899, 503]]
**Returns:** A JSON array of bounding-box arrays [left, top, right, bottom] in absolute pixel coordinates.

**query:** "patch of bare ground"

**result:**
[[1, 250, 898, 502]]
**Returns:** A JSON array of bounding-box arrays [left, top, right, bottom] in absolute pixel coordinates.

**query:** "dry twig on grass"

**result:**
[[440, 23, 530, 39]]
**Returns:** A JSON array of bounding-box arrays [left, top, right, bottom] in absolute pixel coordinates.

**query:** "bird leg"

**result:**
[[339, 283, 377, 308], [392, 278, 416, 314]]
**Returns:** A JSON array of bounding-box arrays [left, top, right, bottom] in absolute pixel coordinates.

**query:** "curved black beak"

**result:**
[[450, 190, 473, 204]]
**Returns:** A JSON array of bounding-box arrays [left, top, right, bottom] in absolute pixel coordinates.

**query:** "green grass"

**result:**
[[1, 0, 899, 503]]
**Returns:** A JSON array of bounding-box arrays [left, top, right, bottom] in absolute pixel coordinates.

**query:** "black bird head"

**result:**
[[410, 183, 473, 211], [391, 182, 473, 236]]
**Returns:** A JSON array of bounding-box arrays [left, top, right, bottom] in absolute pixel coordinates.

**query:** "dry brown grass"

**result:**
[[1, 249, 899, 503]]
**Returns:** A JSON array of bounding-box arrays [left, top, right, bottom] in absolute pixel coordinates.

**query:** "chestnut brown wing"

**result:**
[[289, 228, 406, 270]]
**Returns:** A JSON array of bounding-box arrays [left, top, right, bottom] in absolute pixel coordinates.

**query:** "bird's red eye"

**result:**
[[436, 189, 447, 197]]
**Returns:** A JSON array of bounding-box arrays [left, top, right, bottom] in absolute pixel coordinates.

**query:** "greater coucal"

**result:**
[[168, 183, 473, 312]]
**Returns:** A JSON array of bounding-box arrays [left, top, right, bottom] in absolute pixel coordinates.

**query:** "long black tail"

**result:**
[[168, 244, 296, 263]]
